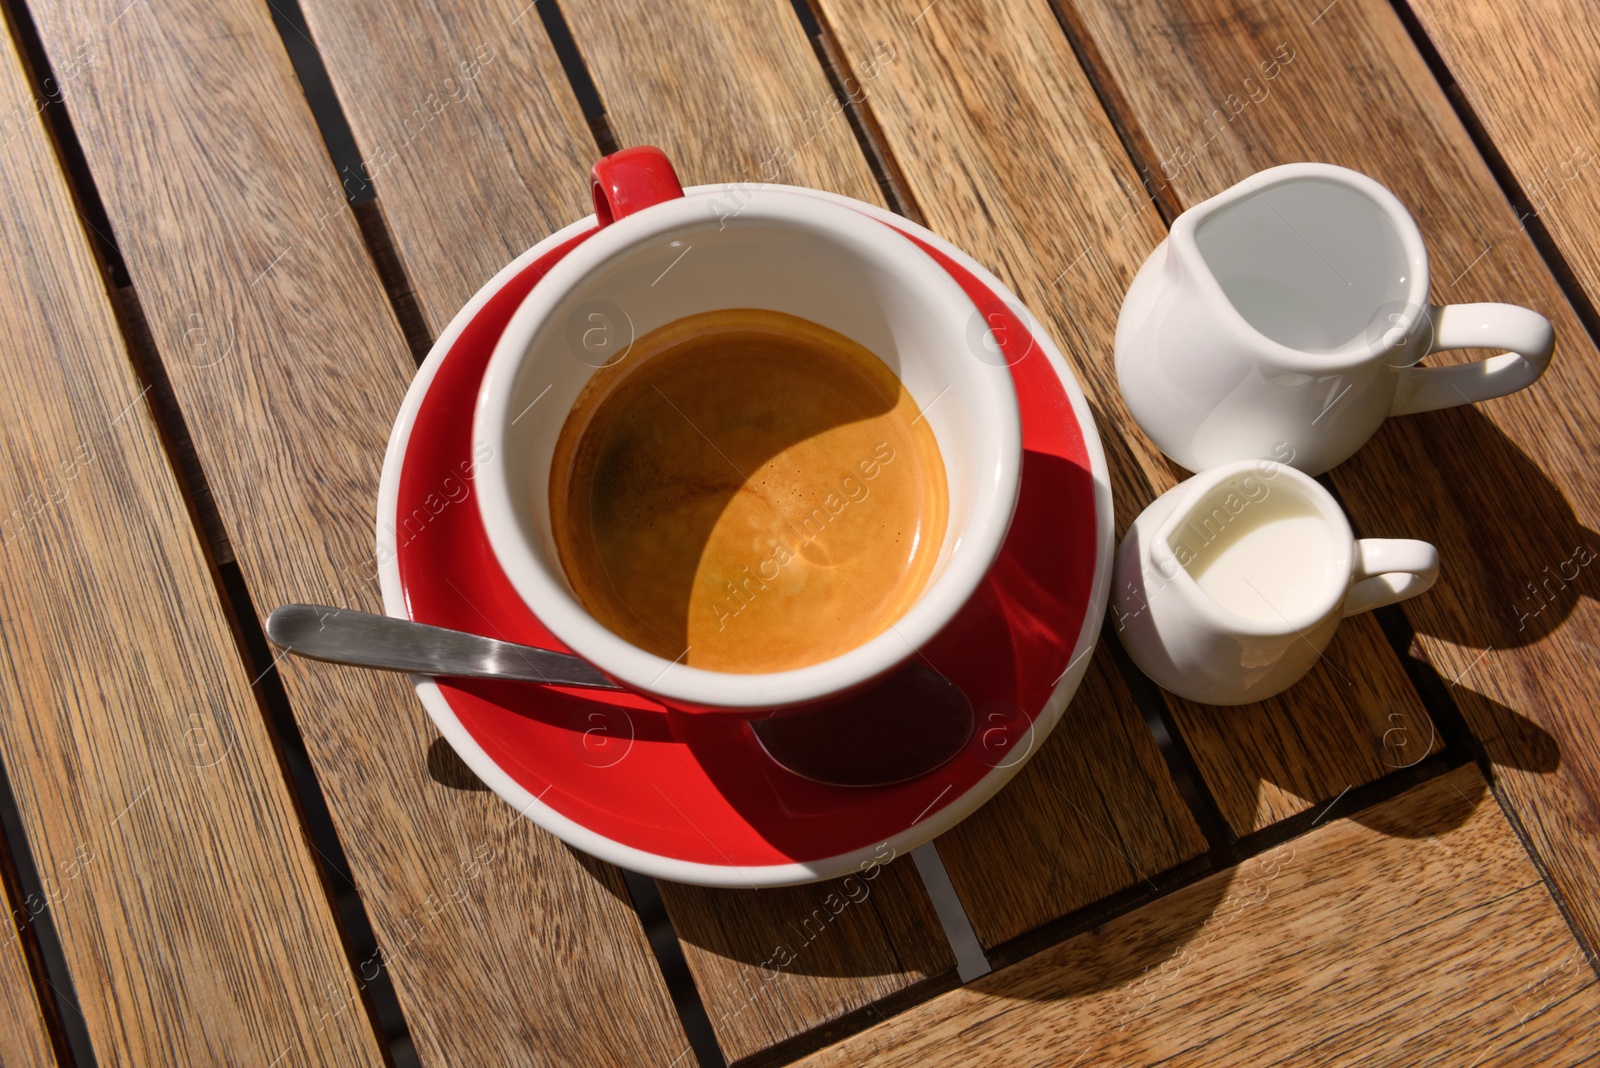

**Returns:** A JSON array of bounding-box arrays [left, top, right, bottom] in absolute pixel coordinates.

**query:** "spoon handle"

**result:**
[[265, 604, 623, 690]]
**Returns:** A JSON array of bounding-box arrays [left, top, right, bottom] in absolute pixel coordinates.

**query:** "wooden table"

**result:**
[[2, 0, 1598, 1063]]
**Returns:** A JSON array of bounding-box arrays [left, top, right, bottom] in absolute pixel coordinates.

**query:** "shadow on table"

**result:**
[[1358, 405, 1600, 652], [606, 767, 1495, 998], [978, 767, 1488, 1005], [920, 406, 1583, 998], [1332, 406, 1584, 787], [428, 737, 491, 791], [417, 407, 1577, 996], [1155, 402, 1573, 812]]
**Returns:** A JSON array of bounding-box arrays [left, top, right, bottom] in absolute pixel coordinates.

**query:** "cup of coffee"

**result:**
[[1115, 162, 1554, 475], [475, 147, 1022, 712]]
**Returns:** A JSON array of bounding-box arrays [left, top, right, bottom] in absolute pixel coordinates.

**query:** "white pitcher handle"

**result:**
[[1389, 303, 1553, 416], [1343, 539, 1439, 616]]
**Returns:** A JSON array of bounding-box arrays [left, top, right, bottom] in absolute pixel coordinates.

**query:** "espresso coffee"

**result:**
[[549, 308, 948, 674]]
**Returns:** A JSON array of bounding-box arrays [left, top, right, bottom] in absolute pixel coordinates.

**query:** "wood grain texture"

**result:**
[[25, 0, 688, 1062], [932, 649, 1206, 949], [562, 0, 1207, 959], [0, 906, 55, 1066], [1062, 0, 1600, 951], [812, 0, 1434, 853], [1403, 0, 1600, 317], [796, 765, 1600, 1066], [295, 0, 596, 339], [1167, 620, 1442, 832], [0, 16, 386, 1066], [658, 857, 952, 1065], [291, 0, 960, 1060], [561, 0, 883, 197]]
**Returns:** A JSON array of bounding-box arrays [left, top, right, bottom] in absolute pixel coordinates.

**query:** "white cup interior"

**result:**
[[477, 189, 1019, 708], [1195, 176, 1412, 354]]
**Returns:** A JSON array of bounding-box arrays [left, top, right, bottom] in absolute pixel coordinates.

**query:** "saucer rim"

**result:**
[[375, 184, 1115, 887]]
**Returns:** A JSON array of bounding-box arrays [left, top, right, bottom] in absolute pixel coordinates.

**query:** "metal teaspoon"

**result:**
[[265, 605, 973, 788]]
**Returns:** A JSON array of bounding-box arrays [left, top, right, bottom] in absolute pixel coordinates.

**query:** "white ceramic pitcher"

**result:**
[[1116, 163, 1554, 475], [1112, 460, 1438, 705]]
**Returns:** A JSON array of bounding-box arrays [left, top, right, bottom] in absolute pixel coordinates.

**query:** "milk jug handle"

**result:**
[[1343, 539, 1440, 616], [1389, 303, 1553, 416]]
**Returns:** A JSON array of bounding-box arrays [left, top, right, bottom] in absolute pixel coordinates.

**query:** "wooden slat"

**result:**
[[796, 765, 1600, 1066], [930, 655, 1207, 948], [1167, 624, 1442, 832], [561, 0, 882, 195], [562, 0, 1208, 961], [1402, 0, 1600, 318], [0, 17, 386, 1066], [27, 1, 689, 1062], [0, 899, 55, 1067], [812, 0, 1435, 851], [283, 0, 960, 1061], [662, 861, 953, 1065], [296, 0, 596, 338], [1061, 0, 1600, 952]]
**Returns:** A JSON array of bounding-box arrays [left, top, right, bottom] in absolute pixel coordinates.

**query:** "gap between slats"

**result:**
[[0, 751, 88, 1066], [1035, 0, 1600, 987], [0, 1, 138, 1063], [1382, 0, 1600, 362], [214, 0, 739, 1063], [263, 0, 1207, 1057], [269, 0, 736, 1062], [186, 0, 1498, 1063], [0, 0, 415, 1061]]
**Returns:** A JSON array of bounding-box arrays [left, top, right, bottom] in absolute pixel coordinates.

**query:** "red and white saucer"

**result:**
[[376, 186, 1113, 887]]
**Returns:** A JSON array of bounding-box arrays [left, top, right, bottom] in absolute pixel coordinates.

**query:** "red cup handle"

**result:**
[[590, 146, 685, 226]]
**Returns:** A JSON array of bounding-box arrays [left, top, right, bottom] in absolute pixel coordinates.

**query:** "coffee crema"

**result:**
[[548, 308, 948, 674]]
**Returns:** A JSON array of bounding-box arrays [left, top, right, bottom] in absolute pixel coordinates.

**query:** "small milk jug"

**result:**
[[1113, 460, 1438, 705]]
